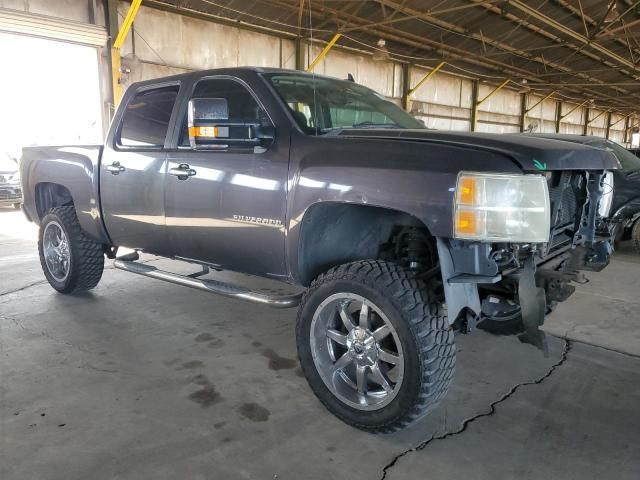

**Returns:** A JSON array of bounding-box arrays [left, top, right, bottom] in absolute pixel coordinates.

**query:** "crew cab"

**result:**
[[20, 67, 619, 432]]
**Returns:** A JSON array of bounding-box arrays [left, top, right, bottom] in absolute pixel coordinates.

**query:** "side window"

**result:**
[[118, 85, 179, 148], [180, 78, 270, 146]]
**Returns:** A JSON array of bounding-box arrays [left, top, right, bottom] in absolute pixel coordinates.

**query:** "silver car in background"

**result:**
[[0, 152, 22, 209]]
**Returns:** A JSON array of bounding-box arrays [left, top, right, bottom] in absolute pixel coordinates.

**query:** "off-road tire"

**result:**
[[296, 260, 456, 433], [38, 206, 104, 293], [632, 220, 640, 254]]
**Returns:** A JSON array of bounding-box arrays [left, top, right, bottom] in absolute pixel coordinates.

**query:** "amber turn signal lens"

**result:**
[[189, 126, 218, 138], [458, 177, 476, 205], [455, 210, 477, 235]]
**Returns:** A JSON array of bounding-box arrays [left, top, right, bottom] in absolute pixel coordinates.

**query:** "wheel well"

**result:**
[[297, 202, 434, 285], [35, 183, 74, 219]]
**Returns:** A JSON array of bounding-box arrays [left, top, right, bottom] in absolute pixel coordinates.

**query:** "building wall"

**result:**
[[1, 0, 635, 145]]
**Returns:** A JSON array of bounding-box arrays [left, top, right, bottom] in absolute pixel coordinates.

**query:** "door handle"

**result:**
[[169, 163, 197, 180], [106, 161, 125, 175]]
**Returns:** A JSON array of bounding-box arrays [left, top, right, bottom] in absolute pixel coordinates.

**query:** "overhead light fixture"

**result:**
[[372, 39, 390, 62], [604, 1, 618, 23]]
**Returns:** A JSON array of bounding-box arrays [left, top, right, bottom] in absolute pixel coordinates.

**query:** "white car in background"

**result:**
[[0, 152, 22, 209]]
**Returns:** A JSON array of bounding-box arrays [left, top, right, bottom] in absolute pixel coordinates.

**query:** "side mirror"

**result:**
[[188, 98, 273, 150]]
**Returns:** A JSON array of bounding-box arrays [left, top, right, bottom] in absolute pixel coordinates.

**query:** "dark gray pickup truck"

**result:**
[[20, 67, 619, 432]]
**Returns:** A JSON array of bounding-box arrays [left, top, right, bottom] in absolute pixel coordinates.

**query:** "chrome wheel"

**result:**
[[310, 293, 404, 411], [43, 221, 70, 282]]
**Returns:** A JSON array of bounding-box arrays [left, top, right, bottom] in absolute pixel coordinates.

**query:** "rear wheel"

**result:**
[[296, 260, 455, 433], [38, 206, 104, 293]]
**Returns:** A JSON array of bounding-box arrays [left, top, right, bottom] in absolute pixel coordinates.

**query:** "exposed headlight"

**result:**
[[454, 172, 550, 243], [598, 171, 614, 218]]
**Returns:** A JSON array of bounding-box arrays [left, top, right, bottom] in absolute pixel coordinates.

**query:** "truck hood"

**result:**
[[335, 129, 621, 172]]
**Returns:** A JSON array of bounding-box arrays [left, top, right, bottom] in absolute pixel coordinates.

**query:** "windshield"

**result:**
[[266, 73, 425, 134], [588, 139, 640, 175], [0, 153, 17, 172]]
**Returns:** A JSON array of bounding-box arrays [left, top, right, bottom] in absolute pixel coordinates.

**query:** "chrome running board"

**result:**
[[113, 259, 303, 308]]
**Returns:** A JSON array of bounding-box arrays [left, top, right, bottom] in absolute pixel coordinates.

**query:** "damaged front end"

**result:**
[[438, 170, 614, 355]]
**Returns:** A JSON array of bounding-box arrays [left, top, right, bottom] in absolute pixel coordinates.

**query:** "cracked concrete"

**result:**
[[1, 208, 639, 479], [380, 339, 572, 480]]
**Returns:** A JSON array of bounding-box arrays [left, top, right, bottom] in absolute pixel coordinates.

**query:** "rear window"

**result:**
[[118, 86, 179, 148]]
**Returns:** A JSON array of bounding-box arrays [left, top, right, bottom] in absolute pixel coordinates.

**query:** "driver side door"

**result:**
[[164, 76, 289, 278]]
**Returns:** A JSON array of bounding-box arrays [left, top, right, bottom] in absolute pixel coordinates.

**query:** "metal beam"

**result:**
[[586, 109, 609, 126], [582, 107, 589, 135], [559, 100, 589, 122], [610, 112, 633, 129], [605, 111, 612, 139], [507, 0, 639, 72], [555, 101, 562, 133], [473, 79, 511, 131], [404, 61, 445, 110], [306, 33, 341, 72], [525, 90, 557, 114], [401, 63, 411, 112], [519, 92, 527, 132], [470, 80, 479, 132], [111, 0, 142, 108]]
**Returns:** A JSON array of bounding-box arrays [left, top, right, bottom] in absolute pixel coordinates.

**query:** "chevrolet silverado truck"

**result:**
[[20, 68, 619, 433]]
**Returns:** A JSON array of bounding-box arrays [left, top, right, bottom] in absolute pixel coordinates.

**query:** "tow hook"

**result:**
[[517, 256, 549, 356]]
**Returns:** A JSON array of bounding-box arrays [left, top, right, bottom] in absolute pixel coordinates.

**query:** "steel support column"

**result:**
[[401, 63, 411, 112], [470, 80, 479, 132], [519, 93, 527, 132], [583, 108, 590, 135]]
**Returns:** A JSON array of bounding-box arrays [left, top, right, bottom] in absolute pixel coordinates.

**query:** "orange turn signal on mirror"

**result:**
[[458, 176, 476, 205], [455, 210, 477, 235], [189, 126, 218, 138]]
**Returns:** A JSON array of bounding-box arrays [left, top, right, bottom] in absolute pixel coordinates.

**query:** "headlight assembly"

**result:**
[[454, 172, 551, 243]]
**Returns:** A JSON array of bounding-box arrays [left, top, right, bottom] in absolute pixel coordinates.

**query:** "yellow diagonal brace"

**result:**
[[525, 90, 557, 114], [473, 79, 511, 131], [307, 33, 341, 72], [586, 109, 609, 126], [609, 112, 632, 128], [405, 61, 445, 110], [114, 0, 142, 49], [477, 79, 511, 107], [559, 100, 589, 121], [111, 0, 143, 107]]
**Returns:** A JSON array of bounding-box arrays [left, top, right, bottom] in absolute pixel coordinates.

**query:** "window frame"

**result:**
[[114, 80, 182, 152], [170, 75, 275, 152]]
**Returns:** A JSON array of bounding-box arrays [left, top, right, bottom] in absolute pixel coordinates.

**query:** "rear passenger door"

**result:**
[[101, 83, 180, 255], [164, 76, 289, 278]]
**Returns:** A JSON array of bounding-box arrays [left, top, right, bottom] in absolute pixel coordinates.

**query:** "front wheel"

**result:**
[[296, 260, 455, 433], [38, 206, 104, 293]]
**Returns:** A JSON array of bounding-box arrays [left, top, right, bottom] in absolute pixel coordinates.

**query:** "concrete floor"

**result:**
[[0, 207, 638, 480]]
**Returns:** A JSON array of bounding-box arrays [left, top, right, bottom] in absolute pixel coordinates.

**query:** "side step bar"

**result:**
[[113, 259, 303, 309]]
